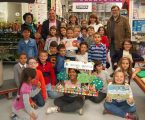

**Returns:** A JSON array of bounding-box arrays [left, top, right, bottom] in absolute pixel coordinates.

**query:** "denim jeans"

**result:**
[[104, 100, 136, 118], [32, 91, 45, 107], [46, 83, 59, 99]]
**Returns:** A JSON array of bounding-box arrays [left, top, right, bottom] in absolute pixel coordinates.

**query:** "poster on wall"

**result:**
[[28, 3, 47, 24]]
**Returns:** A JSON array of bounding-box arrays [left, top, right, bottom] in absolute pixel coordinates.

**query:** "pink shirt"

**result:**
[[13, 83, 32, 110], [49, 20, 56, 29]]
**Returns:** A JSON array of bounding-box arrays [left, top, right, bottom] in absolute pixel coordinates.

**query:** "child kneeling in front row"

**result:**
[[104, 70, 137, 120]]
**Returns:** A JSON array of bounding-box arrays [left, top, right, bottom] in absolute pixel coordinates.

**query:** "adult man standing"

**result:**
[[41, 9, 61, 40], [107, 5, 131, 57]]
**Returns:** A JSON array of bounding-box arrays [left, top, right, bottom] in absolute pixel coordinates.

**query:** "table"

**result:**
[[134, 76, 145, 93]]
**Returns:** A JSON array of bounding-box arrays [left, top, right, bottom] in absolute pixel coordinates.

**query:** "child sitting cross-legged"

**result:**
[[104, 70, 137, 120]]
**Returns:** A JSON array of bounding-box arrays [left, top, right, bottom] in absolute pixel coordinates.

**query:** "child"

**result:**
[[104, 70, 137, 120], [18, 27, 38, 58], [34, 32, 44, 53], [60, 27, 67, 40], [37, 50, 57, 98], [12, 68, 38, 120], [55, 44, 66, 74], [115, 57, 134, 84], [14, 53, 28, 87], [28, 58, 46, 107], [74, 25, 84, 43], [44, 26, 60, 52], [84, 26, 95, 47], [88, 32, 107, 67], [112, 40, 144, 70], [98, 26, 110, 52], [81, 27, 88, 40], [76, 42, 88, 62], [63, 27, 76, 61], [81, 19, 88, 28], [89, 60, 111, 103], [46, 68, 84, 115]]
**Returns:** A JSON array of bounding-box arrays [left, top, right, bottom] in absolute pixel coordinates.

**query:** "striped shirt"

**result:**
[[88, 43, 107, 67]]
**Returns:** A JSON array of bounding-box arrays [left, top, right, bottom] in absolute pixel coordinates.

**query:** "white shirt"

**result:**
[[19, 63, 27, 69], [76, 52, 88, 62], [89, 23, 103, 32], [123, 50, 133, 63]]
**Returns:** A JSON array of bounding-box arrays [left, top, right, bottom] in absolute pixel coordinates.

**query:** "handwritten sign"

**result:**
[[64, 61, 94, 70], [62, 38, 78, 50], [107, 84, 130, 100]]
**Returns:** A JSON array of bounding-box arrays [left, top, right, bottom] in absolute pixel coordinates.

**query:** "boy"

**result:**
[[18, 27, 38, 58], [81, 27, 88, 40], [13, 53, 28, 87], [88, 32, 107, 67], [28, 58, 46, 107], [55, 44, 66, 74], [84, 26, 95, 47], [74, 25, 84, 43], [37, 50, 57, 98]]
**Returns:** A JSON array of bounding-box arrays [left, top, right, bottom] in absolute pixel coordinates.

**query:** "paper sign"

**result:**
[[62, 38, 78, 50], [64, 61, 94, 70], [107, 84, 130, 100]]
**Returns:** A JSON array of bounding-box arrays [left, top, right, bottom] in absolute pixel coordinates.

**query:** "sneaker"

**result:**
[[10, 113, 17, 120], [78, 108, 83, 115], [46, 106, 58, 114], [125, 113, 137, 120]]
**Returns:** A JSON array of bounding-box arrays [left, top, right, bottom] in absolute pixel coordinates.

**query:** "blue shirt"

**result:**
[[18, 38, 38, 58]]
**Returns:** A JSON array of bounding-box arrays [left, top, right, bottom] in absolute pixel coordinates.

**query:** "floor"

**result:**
[[0, 64, 145, 120]]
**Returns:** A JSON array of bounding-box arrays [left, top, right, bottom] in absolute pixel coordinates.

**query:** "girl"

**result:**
[[76, 42, 88, 62], [116, 57, 140, 84], [112, 40, 144, 70], [89, 60, 111, 103], [98, 26, 110, 52], [34, 32, 44, 54], [46, 68, 84, 115], [12, 68, 38, 120], [44, 26, 60, 52], [104, 70, 137, 120], [28, 58, 46, 107], [88, 14, 103, 32], [67, 15, 78, 28], [60, 27, 67, 40]]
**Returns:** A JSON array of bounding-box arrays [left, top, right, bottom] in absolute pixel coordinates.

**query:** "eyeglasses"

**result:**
[[29, 62, 37, 65]]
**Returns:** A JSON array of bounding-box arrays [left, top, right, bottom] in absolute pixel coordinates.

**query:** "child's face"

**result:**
[[93, 34, 101, 44], [25, 15, 33, 24], [70, 16, 76, 24], [121, 59, 130, 70], [81, 21, 87, 27], [66, 30, 74, 39], [22, 30, 30, 39], [59, 48, 66, 56], [50, 29, 56, 36], [99, 28, 105, 36], [95, 64, 103, 72], [87, 28, 95, 36], [74, 28, 81, 38], [28, 59, 38, 69], [68, 69, 77, 81], [39, 53, 48, 63], [81, 29, 87, 37], [123, 41, 132, 51], [50, 47, 57, 54], [60, 28, 66, 36], [114, 72, 125, 84], [19, 55, 27, 65], [34, 32, 41, 39], [89, 17, 96, 24], [80, 44, 87, 54]]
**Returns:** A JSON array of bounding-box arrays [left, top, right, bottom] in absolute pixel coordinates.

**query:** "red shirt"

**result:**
[[37, 62, 56, 86], [35, 69, 47, 100], [101, 35, 110, 52]]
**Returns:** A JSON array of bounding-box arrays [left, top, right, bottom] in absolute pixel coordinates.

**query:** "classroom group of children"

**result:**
[[10, 20, 143, 120]]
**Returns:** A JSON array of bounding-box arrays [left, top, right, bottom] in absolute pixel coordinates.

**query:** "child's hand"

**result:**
[[131, 73, 136, 79], [31, 102, 38, 109], [37, 82, 41, 88], [105, 96, 112, 103], [127, 97, 134, 105], [30, 112, 37, 120]]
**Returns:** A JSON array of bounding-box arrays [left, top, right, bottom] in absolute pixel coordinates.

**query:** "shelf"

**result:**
[[0, 41, 18, 44], [3, 61, 17, 64]]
